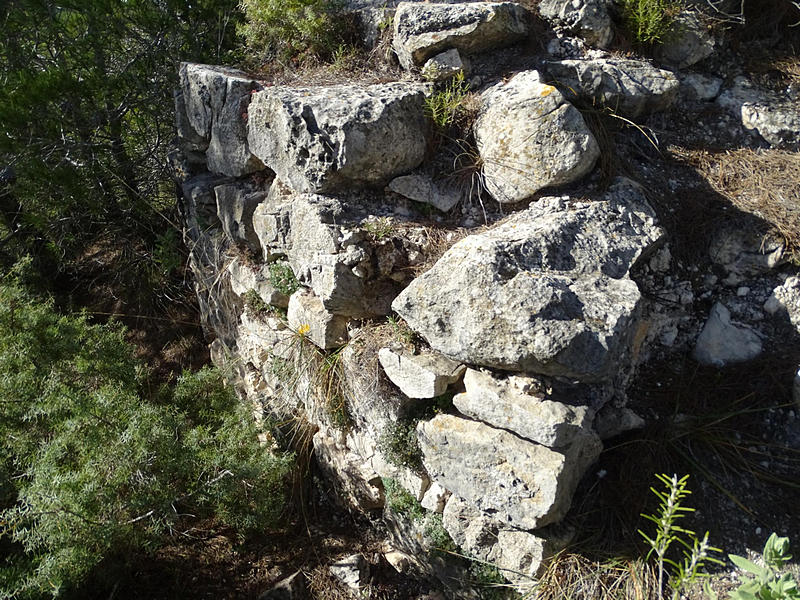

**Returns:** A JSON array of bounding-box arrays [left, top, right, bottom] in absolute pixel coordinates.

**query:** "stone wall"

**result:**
[[172, 1, 800, 595]]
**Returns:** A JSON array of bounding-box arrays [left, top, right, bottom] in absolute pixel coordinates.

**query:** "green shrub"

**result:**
[[621, 0, 682, 45], [268, 260, 300, 296], [0, 275, 293, 598], [382, 478, 425, 523], [424, 72, 473, 130], [238, 0, 348, 63]]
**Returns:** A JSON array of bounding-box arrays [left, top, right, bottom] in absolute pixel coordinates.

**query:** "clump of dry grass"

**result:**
[[674, 147, 800, 260], [413, 226, 471, 274], [533, 552, 660, 600]]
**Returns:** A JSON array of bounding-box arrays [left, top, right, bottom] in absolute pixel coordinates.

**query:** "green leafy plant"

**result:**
[[382, 477, 425, 522], [268, 259, 300, 296], [638, 473, 723, 599], [729, 533, 799, 600], [424, 72, 473, 130], [362, 216, 394, 241], [621, 0, 682, 45]]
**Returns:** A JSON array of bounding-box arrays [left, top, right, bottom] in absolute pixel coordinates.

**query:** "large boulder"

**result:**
[[538, 0, 613, 48], [474, 70, 599, 204], [247, 82, 428, 193], [392, 180, 663, 381], [392, 2, 529, 70], [545, 58, 679, 118], [178, 63, 265, 177], [417, 414, 602, 529]]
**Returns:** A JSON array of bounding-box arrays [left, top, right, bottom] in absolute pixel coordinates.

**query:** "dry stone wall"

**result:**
[[172, 1, 800, 595]]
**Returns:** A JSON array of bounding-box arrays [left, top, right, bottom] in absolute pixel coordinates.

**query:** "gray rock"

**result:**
[[329, 554, 370, 590], [174, 88, 208, 153], [421, 48, 469, 82], [474, 70, 599, 203], [179, 63, 266, 177], [692, 302, 762, 367], [226, 257, 289, 308], [420, 481, 449, 513], [418, 414, 602, 529], [215, 183, 267, 253], [655, 12, 715, 69], [546, 58, 679, 118], [287, 289, 349, 350], [538, 0, 613, 48], [442, 495, 547, 591], [453, 368, 593, 447], [252, 183, 396, 317], [247, 82, 428, 193], [764, 276, 800, 333], [388, 173, 463, 212], [593, 405, 646, 439], [709, 226, 785, 283], [181, 173, 231, 232], [718, 77, 800, 149], [392, 2, 529, 70], [794, 367, 800, 406], [392, 181, 663, 381], [378, 347, 465, 398], [259, 571, 308, 600], [678, 72, 722, 101]]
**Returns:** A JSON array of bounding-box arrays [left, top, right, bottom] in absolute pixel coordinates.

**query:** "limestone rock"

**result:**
[[442, 495, 547, 590], [258, 571, 307, 600], [417, 414, 602, 529], [678, 72, 722, 101], [388, 173, 463, 212], [593, 405, 646, 439], [718, 77, 800, 149], [453, 368, 592, 447], [538, 0, 613, 48], [420, 481, 449, 513], [764, 276, 800, 333], [314, 431, 384, 510], [252, 183, 397, 317], [247, 82, 427, 193], [179, 63, 265, 177], [693, 302, 762, 367], [392, 2, 529, 70], [378, 347, 465, 398], [474, 70, 599, 203], [287, 289, 349, 350], [181, 173, 231, 233], [794, 367, 800, 406], [174, 88, 208, 153], [329, 554, 370, 590], [392, 181, 663, 381], [421, 49, 469, 82], [215, 183, 267, 253], [655, 12, 715, 69], [546, 58, 679, 118], [709, 226, 785, 283], [226, 257, 289, 308]]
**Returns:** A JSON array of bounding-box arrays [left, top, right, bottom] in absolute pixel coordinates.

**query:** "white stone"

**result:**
[[378, 347, 465, 398], [656, 12, 715, 69], [453, 368, 593, 447], [388, 173, 463, 212], [693, 303, 762, 367], [421, 48, 468, 82], [227, 257, 289, 308], [329, 554, 369, 590], [538, 0, 613, 48], [420, 481, 449, 513], [287, 289, 349, 350]]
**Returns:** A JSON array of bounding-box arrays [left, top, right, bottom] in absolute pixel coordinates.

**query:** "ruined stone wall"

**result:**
[[171, 1, 800, 595]]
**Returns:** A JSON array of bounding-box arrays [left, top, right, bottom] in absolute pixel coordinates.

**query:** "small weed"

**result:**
[[728, 533, 799, 600], [386, 314, 419, 348], [621, 0, 683, 45], [362, 217, 394, 241], [638, 473, 723, 599], [469, 559, 517, 600], [383, 477, 425, 522], [268, 260, 299, 296], [424, 72, 473, 131], [243, 289, 287, 319]]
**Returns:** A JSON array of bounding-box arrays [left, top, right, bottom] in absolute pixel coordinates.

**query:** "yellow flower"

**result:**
[[297, 323, 311, 336]]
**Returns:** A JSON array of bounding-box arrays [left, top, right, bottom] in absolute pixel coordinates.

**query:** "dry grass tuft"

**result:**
[[533, 552, 660, 600], [673, 147, 800, 260], [413, 226, 472, 275]]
